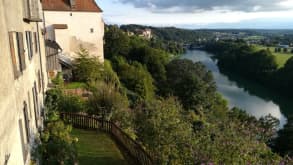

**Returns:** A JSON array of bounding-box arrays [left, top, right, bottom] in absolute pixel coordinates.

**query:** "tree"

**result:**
[[72, 48, 103, 83], [134, 97, 193, 164], [284, 48, 288, 53], [104, 25, 130, 59], [164, 59, 216, 111], [129, 46, 169, 84], [112, 56, 155, 104], [273, 116, 293, 157]]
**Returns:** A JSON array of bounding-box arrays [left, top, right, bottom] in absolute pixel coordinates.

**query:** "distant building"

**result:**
[[278, 44, 290, 49], [0, 0, 48, 164], [126, 31, 135, 36], [135, 28, 152, 39], [42, 0, 105, 63]]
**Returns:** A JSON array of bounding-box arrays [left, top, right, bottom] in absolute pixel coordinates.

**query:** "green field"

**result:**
[[244, 35, 265, 40], [71, 129, 129, 165], [253, 45, 293, 68]]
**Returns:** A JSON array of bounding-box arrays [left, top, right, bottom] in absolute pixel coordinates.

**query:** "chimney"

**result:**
[[70, 0, 76, 8]]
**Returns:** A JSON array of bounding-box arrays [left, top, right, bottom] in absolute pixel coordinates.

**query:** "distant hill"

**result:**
[[120, 24, 214, 43], [120, 24, 293, 45]]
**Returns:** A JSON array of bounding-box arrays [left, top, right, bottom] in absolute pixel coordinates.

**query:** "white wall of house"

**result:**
[[44, 11, 104, 61], [0, 0, 47, 164]]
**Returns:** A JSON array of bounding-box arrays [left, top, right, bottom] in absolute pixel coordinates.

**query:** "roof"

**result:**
[[42, 0, 103, 12], [59, 54, 73, 68]]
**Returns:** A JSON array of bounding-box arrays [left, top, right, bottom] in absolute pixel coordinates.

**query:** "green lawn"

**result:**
[[253, 45, 293, 68], [71, 129, 129, 165], [64, 82, 87, 89]]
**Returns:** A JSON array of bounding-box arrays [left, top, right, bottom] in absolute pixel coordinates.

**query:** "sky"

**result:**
[[96, 0, 293, 29]]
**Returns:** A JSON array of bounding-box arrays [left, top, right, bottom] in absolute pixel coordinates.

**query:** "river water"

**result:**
[[182, 50, 292, 127]]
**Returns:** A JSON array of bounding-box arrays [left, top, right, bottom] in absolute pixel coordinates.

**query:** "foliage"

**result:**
[[254, 45, 293, 68], [38, 120, 78, 165], [111, 56, 155, 104], [104, 25, 130, 59], [205, 41, 293, 97], [120, 24, 213, 44], [51, 72, 64, 86], [164, 59, 216, 111], [87, 82, 129, 121], [191, 115, 281, 164], [135, 97, 194, 164], [72, 48, 103, 83], [58, 95, 87, 113], [45, 88, 87, 113], [228, 108, 279, 143], [275, 57, 293, 96], [103, 26, 284, 163], [128, 46, 169, 84], [273, 116, 293, 157]]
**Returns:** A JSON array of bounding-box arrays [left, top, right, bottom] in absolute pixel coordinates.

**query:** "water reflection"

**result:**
[[182, 50, 287, 127]]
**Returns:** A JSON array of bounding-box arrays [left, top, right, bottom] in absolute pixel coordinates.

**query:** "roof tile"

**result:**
[[42, 0, 102, 12]]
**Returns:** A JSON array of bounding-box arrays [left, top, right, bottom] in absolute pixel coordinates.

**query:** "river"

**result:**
[[182, 50, 292, 128]]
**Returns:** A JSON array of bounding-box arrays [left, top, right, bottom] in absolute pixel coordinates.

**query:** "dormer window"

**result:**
[[23, 0, 42, 22]]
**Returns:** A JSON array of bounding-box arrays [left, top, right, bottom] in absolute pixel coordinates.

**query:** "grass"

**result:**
[[253, 45, 293, 68], [71, 129, 129, 165], [64, 82, 87, 89], [244, 35, 265, 40]]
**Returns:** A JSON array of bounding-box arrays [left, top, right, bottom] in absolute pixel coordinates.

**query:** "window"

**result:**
[[23, 101, 30, 143], [90, 28, 94, 33], [18, 119, 28, 163], [23, 0, 41, 22], [27, 91, 33, 118], [8, 32, 26, 79], [38, 70, 42, 92], [25, 31, 33, 60], [32, 83, 39, 128], [33, 32, 39, 53]]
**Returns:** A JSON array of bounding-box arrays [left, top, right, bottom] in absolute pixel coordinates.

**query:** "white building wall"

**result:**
[[44, 11, 104, 61], [0, 0, 47, 164]]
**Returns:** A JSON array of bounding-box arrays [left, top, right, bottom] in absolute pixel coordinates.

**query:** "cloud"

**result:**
[[117, 0, 290, 12]]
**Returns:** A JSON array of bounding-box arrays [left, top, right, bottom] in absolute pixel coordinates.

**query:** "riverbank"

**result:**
[[182, 50, 290, 127], [205, 41, 293, 99]]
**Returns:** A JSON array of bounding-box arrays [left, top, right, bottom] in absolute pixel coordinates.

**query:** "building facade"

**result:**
[[42, 0, 104, 62], [0, 0, 47, 164]]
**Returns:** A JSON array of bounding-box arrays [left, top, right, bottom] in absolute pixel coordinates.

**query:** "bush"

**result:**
[[51, 72, 64, 86], [88, 82, 129, 120], [58, 95, 87, 113], [45, 88, 87, 113], [37, 120, 78, 165]]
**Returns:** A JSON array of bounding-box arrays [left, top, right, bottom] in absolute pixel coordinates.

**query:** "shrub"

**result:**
[[37, 120, 78, 165], [45, 88, 87, 113]]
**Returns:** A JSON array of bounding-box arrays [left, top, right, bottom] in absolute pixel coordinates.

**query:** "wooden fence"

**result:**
[[60, 112, 154, 165]]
